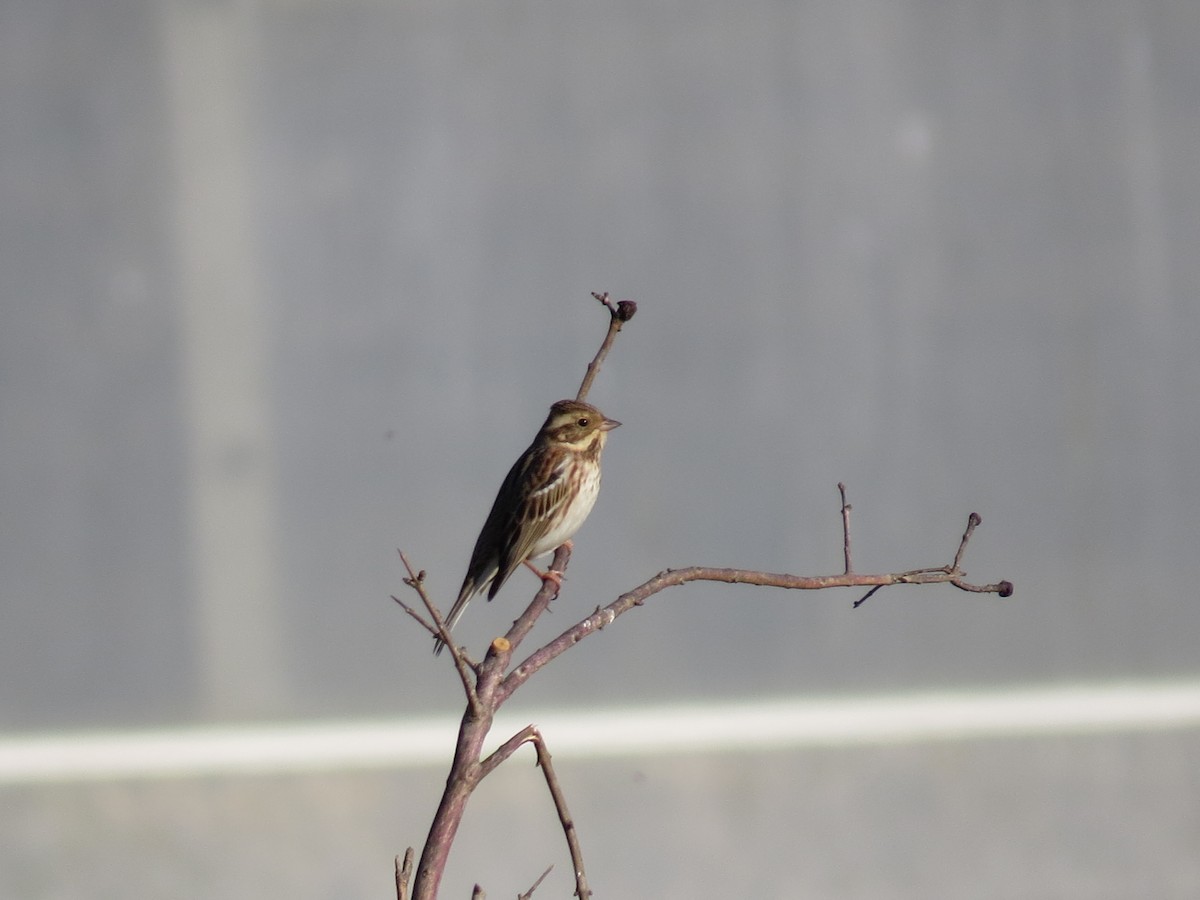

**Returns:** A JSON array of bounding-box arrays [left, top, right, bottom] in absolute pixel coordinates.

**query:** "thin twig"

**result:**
[[518, 865, 554, 900], [855, 511, 1013, 606], [529, 729, 591, 899], [392, 594, 480, 672], [396, 848, 414, 900], [853, 585, 884, 608], [478, 726, 533, 779], [391, 594, 435, 636], [952, 512, 982, 570], [954, 576, 1014, 596], [838, 482, 853, 574], [395, 551, 450, 647], [477, 726, 590, 898], [577, 292, 636, 401], [396, 550, 481, 712]]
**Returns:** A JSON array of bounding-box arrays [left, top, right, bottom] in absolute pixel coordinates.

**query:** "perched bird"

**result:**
[[434, 399, 621, 655]]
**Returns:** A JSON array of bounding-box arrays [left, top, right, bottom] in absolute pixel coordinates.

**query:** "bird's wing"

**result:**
[[489, 447, 572, 599]]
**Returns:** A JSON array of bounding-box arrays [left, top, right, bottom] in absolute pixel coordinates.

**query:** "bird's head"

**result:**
[[541, 399, 621, 451]]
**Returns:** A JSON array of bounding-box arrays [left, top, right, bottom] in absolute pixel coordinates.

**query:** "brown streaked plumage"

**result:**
[[433, 399, 620, 655]]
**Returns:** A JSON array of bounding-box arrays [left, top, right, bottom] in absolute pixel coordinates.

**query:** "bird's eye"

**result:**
[[577, 417, 589, 427]]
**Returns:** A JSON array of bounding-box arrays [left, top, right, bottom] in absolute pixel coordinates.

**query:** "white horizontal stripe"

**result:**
[[1, 681, 1199, 785]]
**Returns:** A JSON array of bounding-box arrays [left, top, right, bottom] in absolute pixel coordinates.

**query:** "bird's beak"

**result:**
[[601, 417, 621, 431]]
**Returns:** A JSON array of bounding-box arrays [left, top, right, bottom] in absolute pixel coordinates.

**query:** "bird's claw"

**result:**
[[523, 559, 564, 591]]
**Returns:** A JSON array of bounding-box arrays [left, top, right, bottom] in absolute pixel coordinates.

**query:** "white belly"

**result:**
[[529, 465, 602, 559]]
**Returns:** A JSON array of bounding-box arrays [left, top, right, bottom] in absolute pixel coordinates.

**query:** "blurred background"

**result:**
[[3, 0, 1199, 897]]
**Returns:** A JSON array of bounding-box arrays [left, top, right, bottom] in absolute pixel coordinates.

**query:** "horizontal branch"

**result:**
[[500, 562, 1011, 702], [626, 565, 1010, 593]]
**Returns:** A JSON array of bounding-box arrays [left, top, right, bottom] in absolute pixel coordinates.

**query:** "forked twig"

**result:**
[[394, 551, 480, 711], [853, 511, 1010, 607], [481, 726, 590, 899], [395, 848, 413, 900]]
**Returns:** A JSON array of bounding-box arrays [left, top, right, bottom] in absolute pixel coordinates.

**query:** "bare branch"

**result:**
[[853, 512, 1012, 606], [528, 728, 591, 899], [853, 584, 885, 608], [518, 866, 554, 900], [408, 294, 636, 899], [480, 726, 591, 899], [952, 512, 982, 570], [395, 551, 452, 647], [396, 848, 414, 900], [477, 726, 533, 780], [500, 505, 1010, 700], [391, 594, 438, 636], [954, 576, 1015, 597], [838, 482, 853, 574], [399, 297, 1013, 899], [576, 292, 636, 402], [396, 551, 481, 710], [500, 544, 572, 657]]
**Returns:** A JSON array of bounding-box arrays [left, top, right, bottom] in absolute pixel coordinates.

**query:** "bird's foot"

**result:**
[[523, 559, 564, 591]]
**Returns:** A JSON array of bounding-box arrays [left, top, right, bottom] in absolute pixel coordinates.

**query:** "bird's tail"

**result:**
[[432, 579, 480, 656]]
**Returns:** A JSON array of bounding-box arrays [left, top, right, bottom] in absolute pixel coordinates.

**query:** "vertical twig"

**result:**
[[838, 482, 853, 574], [529, 729, 591, 899], [577, 292, 636, 401], [395, 848, 413, 900], [952, 512, 982, 571]]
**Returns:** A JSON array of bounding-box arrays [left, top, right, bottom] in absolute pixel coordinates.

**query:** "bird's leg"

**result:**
[[523, 559, 564, 590], [523, 540, 572, 591]]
